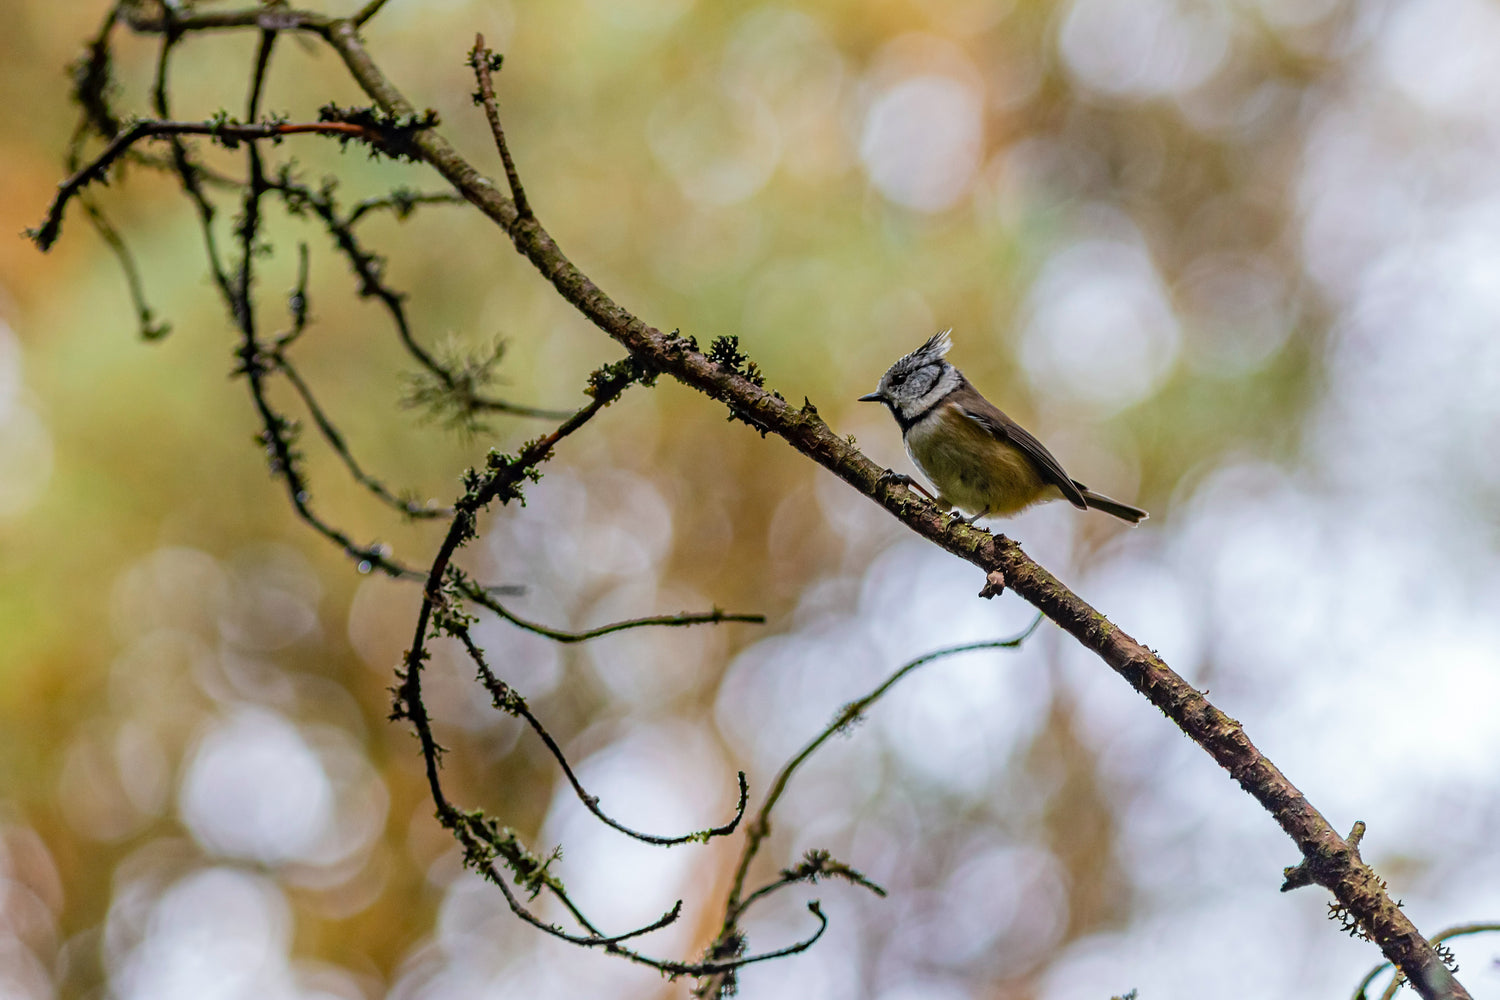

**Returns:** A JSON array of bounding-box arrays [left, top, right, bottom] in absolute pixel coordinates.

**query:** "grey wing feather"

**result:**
[[955, 393, 1089, 509]]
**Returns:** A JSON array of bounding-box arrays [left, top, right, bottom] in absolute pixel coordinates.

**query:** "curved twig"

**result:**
[[737, 849, 888, 914], [276, 351, 453, 520], [457, 626, 750, 846], [344, 188, 465, 226], [353, 0, 392, 28], [460, 578, 765, 643], [723, 620, 1042, 925], [451, 812, 684, 950], [79, 198, 170, 340], [1354, 924, 1500, 1000], [679, 902, 829, 976]]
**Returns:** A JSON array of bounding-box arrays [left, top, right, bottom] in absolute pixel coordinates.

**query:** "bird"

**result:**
[[858, 330, 1147, 526]]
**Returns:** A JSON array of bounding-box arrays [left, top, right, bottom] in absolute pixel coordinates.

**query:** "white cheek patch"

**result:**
[[898, 366, 960, 421]]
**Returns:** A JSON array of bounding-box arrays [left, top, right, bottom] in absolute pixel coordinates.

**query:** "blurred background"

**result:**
[[3, 0, 1500, 997]]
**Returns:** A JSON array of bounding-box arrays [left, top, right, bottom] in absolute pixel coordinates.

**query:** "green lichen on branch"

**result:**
[[707, 335, 787, 435], [707, 335, 765, 387], [403, 338, 510, 438], [70, 25, 120, 139], [587, 354, 658, 398], [456, 810, 566, 901], [1330, 900, 1372, 942], [316, 102, 440, 161], [465, 44, 505, 106], [777, 849, 886, 897]]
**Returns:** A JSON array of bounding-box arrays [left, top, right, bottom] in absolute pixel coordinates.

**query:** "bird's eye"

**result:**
[[891, 372, 907, 386]]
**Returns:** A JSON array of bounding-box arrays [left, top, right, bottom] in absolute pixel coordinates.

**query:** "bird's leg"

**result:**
[[878, 470, 939, 505], [960, 507, 990, 527]]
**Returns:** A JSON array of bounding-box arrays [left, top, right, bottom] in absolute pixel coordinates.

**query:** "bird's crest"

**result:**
[[903, 328, 952, 367]]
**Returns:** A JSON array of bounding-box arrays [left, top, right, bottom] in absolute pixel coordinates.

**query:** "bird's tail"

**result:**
[[1077, 487, 1148, 524]]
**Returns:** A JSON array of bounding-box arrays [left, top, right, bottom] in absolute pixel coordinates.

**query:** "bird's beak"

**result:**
[[858, 390, 884, 403]]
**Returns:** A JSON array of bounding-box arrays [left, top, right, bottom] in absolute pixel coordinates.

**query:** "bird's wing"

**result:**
[[952, 385, 1089, 509]]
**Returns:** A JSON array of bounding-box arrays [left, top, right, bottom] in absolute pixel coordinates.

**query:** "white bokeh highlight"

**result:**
[[1019, 236, 1182, 414], [859, 75, 984, 212]]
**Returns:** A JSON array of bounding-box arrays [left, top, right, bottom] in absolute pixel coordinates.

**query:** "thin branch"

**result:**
[[135, 33, 427, 582], [450, 812, 684, 952], [458, 626, 750, 846], [461, 579, 764, 643], [683, 902, 829, 976], [723, 621, 1042, 925], [67, 3, 123, 162], [353, 0, 393, 28], [276, 352, 453, 520], [384, 371, 784, 976], [274, 241, 312, 351], [391, 377, 643, 817], [246, 26, 276, 121], [148, 10, 237, 316], [79, 198, 170, 340], [452, 812, 830, 978], [124, 5, 327, 33], [737, 849, 887, 914], [344, 188, 465, 226], [469, 34, 531, 220], [31, 116, 405, 252], [264, 171, 573, 421]]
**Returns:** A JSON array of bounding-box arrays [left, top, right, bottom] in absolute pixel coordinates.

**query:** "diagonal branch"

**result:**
[[469, 35, 531, 221], [300, 20, 1469, 998], [1353, 923, 1500, 1000]]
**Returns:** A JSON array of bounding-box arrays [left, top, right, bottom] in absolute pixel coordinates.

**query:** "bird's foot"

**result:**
[[878, 470, 939, 504], [950, 508, 990, 530]]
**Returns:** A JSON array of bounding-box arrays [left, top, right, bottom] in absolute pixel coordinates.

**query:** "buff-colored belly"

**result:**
[[905, 406, 1060, 517]]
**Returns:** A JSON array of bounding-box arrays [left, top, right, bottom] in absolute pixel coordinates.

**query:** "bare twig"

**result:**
[[693, 620, 1042, 996], [469, 34, 531, 220], [265, 171, 573, 421], [386, 368, 785, 978], [79, 198, 170, 340], [736, 849, 888, 914], [460, 577, 764, 643], [353, 0, 393, 28], [344, 187, 465, 226], [31, 116, 416, 251], [459, 627, 750, 846], [727, 620, 1044, 918]]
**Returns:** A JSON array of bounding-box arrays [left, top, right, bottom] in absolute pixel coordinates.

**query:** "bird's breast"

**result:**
[[904, 404, 1054, 516]]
